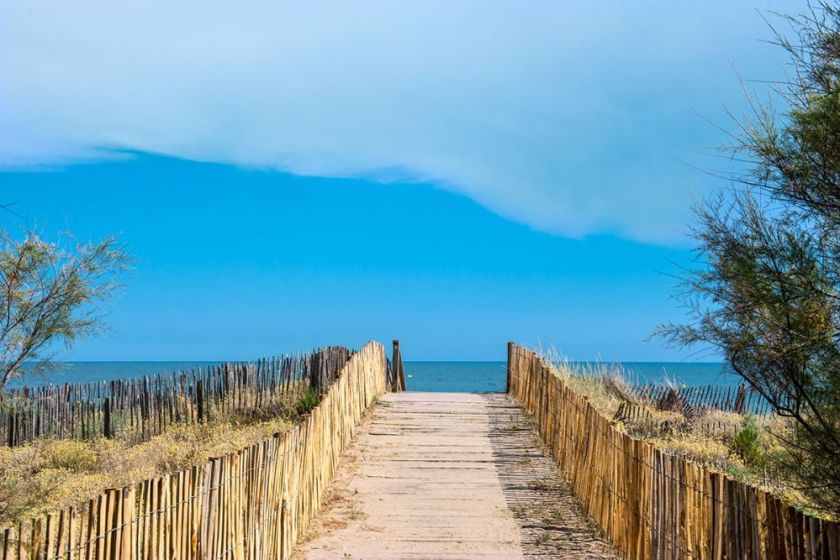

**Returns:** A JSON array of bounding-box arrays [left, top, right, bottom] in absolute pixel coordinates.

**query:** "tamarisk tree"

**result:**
[[0, 232, 130, 388], [658, 2, 840, 516]]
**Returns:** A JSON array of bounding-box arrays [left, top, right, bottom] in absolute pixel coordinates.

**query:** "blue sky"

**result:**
[[0, 1, 799, 360]]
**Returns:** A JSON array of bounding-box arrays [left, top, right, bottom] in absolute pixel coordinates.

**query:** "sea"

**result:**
[[10, 361, 737, 392]]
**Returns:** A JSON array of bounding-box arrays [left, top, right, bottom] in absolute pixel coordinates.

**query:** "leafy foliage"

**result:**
[[730, 415, 766, 468], [295, 387, 320, 415], [0, 232, 130, 387], [658, 2, 840, 517]]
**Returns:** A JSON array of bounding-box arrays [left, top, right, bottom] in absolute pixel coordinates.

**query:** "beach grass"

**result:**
[[0, 384, 315, 525], [537, 349, 813, 514]]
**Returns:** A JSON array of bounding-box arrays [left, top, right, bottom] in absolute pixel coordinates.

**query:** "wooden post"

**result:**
[[280, 498, 287, 560], [103, 397, 111, 439], [392, 340, 406, 392], [506, 341, 514, 394], [196, 379, 204, 423]]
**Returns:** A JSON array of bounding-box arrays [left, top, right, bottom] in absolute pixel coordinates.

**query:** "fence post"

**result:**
[[392, 340, 406, 392], [506, 342, 514, 393], [103, 397, 111, 439], [196, 379, 204, 423]]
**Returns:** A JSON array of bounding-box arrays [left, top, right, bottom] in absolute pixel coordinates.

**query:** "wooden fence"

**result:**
[[0, 341, 388, 560], [507, 343, 840, 560], [0, 347, 351, 447], [628, 383, 773, 417]]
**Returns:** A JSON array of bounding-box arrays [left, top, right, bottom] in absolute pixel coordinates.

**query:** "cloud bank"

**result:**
[[0, 0, 795, 242]]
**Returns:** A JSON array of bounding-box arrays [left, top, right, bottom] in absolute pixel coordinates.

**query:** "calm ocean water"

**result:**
[[404, 361, 736, 392], [13, 360, 736, 392]]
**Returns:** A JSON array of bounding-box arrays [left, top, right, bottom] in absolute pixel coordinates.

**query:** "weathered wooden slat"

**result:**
[[0, 342, 386, 560], [0, 348, 354, 447], [507, 343, 840, 560]]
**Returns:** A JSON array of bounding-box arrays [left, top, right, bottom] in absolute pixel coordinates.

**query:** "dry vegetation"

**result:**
[[541, 353, 816, 515], [0, 386, 320, 526]]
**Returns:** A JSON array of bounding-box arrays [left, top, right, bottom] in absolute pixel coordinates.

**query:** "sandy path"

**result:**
[[294, 392, 618, 559]]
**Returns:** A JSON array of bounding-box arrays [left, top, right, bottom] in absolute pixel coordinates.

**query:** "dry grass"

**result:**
[[0, 388, 315, 526], [537, 350, 812, 512]]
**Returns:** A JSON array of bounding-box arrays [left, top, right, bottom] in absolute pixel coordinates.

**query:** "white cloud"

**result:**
[[0, 0, 796, 242]]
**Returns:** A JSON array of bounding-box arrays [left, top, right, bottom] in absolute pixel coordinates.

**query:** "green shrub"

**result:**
[[730, 415, 765, 468], [296, 388, 320, 415]]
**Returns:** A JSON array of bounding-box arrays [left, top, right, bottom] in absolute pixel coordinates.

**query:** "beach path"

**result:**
[[294, 392, 618, 559]]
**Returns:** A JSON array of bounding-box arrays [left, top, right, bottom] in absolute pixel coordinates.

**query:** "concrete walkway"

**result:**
[[295, 392, 618, 559]]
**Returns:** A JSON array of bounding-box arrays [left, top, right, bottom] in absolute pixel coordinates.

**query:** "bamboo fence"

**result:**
[[0, 347, 351, 447], [507, 343, 840, 560], [0, 341, 388, 560]]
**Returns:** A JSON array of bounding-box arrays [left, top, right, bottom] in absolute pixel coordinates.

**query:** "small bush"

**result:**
[[296, 388, 320, 415], [730, 415, 765, 468], [45, 440, 97, 470]]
